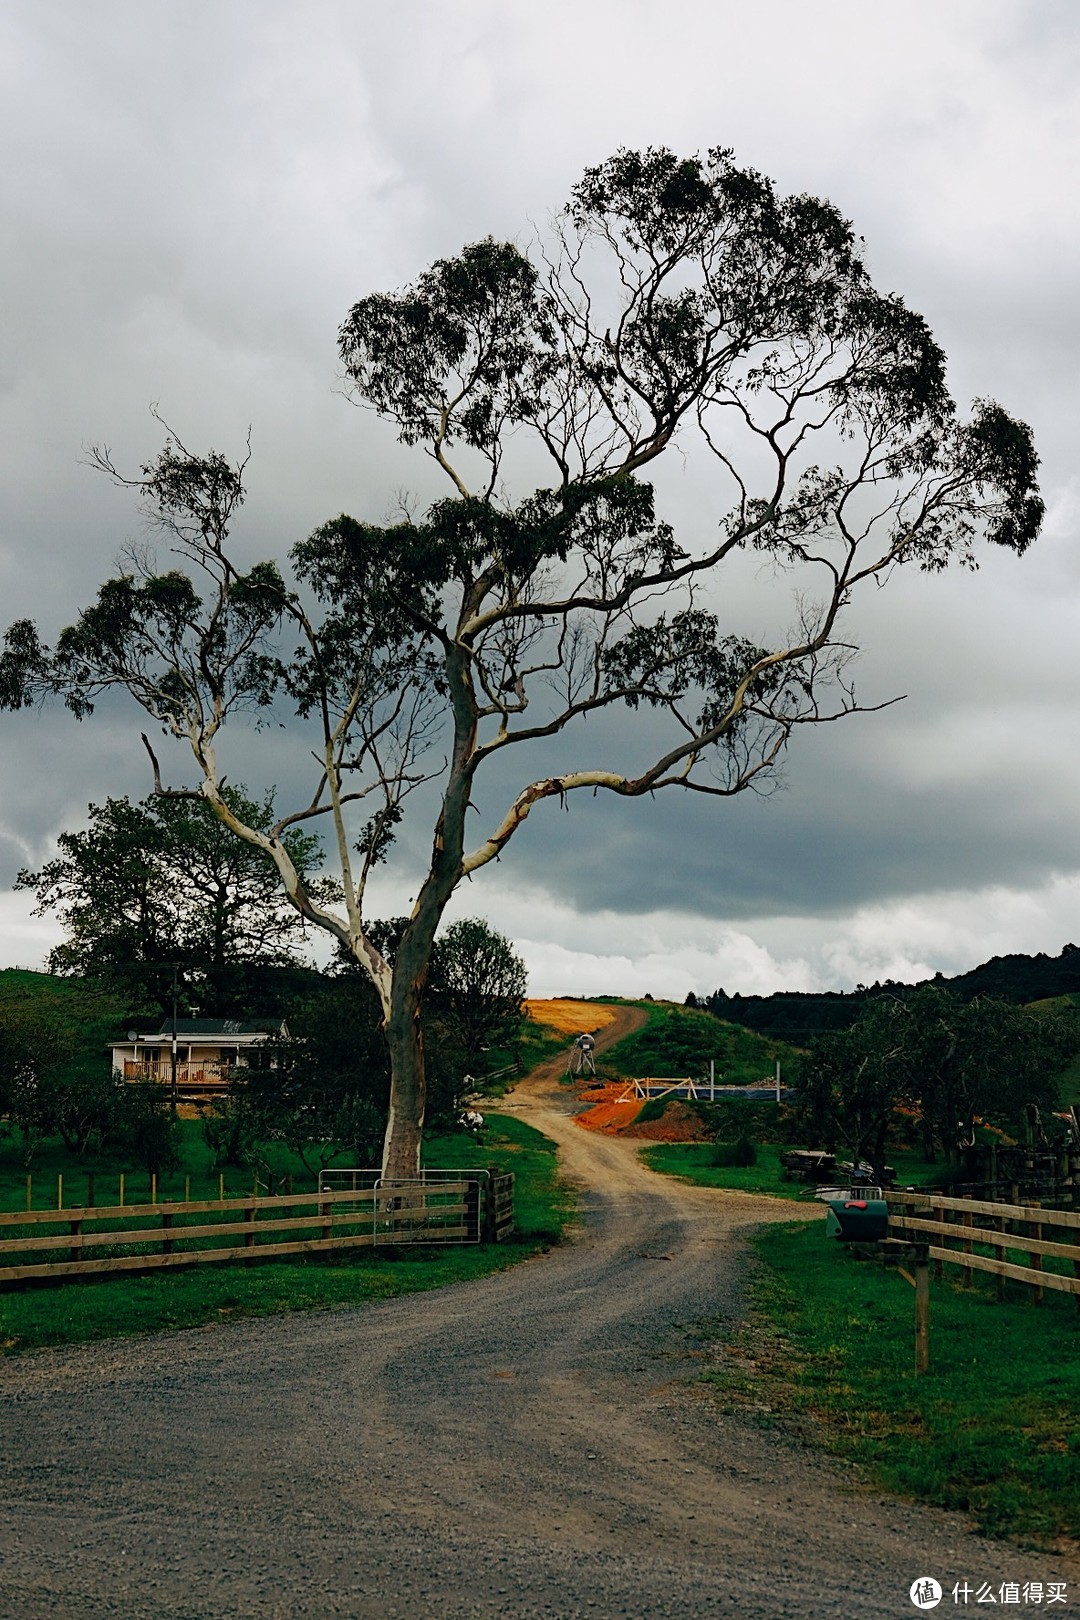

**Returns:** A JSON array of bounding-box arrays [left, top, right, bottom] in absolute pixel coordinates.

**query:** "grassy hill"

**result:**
[[0, 968, 131, 1067], [603, 999, 800, 1085]]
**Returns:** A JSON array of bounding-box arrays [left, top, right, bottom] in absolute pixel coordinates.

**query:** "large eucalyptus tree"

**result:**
[[13, 148, 1042, 1176]]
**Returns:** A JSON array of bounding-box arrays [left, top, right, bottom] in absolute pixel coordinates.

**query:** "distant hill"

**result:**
[[603, 1000, 799, 1084], [700, 943, 1080, 1045]]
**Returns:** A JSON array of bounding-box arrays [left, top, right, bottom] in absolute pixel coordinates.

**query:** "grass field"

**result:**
[[709, 1221, 1080, 1546], [641, 1141, 808, 1200], [640, 1140, 944, 1201], [478, 1015, 568, 1097], [601, 998, 799, 1086], [0, 1114, 575, 1356]]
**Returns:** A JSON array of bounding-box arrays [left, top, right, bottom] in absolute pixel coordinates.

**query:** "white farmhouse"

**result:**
[[110, 1018, 288, 1097]]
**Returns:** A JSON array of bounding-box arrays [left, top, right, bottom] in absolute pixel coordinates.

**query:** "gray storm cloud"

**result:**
[[1, 0, 1077, 992]]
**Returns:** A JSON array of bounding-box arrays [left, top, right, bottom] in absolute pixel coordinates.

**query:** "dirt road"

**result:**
[[1, 1004, 1074, 1618]]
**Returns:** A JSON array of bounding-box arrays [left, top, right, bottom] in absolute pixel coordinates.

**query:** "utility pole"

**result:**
[[170, 964, 179, 1112]]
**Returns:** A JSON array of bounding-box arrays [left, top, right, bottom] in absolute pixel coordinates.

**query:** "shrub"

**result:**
[[117, 1081, 181, 1176], [711, 1134, 757, 1168]]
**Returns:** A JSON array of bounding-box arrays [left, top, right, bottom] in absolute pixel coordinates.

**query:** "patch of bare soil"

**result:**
[[620, 1099, 711, 1142], [571, 1081, 641, 1132]]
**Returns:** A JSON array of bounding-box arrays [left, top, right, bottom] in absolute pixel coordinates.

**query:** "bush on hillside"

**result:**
[[711, 1134, 757, 1168]]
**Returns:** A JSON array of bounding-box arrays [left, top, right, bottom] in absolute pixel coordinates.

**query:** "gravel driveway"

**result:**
[[1, 1012, 1075, 1619]]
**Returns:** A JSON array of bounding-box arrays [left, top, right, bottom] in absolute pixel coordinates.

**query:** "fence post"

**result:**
[[996, 1215, 1007, 1300], [915, 1244, 930, 1374], [1027, 1202, 1043, 1306], [484, 1168, 502, 1244], [244, 1198, 257, 1260], [69, 1212, 82, 1265], [463, 1177, 481, 1243], [119, 1172, 125, 1208], [961, 1207, 973, 1289], [25, 1174, 31, 1213], [162, 1210, 174, 1258], [932, 1198, 944, 1281], [57, 1173, 63, 1211], [321, 1198, 331, 1244]]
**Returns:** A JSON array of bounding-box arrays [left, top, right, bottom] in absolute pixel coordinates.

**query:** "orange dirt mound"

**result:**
[[622, 1100, 710, 1143], [574, 1090, 713, 1143], [574, 1082, 641, 1133], [525, 999, 618, 1035]]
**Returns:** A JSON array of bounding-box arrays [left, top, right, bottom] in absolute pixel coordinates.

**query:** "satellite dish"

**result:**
[[127, 1030, 138, 1041]]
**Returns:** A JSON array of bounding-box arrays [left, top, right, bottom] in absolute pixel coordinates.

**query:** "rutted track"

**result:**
[[0, 1003, 1074, 1618]]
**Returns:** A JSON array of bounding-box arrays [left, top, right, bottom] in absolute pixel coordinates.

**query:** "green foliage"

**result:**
[[796, 994, 913, 1173], [711, 1134, 757, 1167], [31, 1068, 123, 1159], [796, 986, 1079, 1163], [17, 787, 325, 1017], [119, 1081, 180, 1177], [200, 1092, 263, 1170], [705, 942, 1080, 1043], [741, 1223, 1080, 1544], [0, 618, 49, 710], [429, 917, 527, 1070], [0, 971, 132, 1165], [606, 1001, 794, 1086]]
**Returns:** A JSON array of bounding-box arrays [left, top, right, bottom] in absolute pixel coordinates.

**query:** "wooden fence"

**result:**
[[0, 1172, 515, 1287], [484, 1170, 515, 1244], [887, 1189, 1080, 1307]]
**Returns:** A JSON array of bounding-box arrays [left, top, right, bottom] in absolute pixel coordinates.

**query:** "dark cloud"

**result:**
[[1, 0, 1078, 987]]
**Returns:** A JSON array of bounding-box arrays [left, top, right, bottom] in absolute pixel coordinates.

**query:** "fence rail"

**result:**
[[0, 1172, 515, 1287], [886, 1189, 1080, 1304]]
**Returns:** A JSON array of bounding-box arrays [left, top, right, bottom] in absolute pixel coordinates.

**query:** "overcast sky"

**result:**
[[2, 0, 1078, 998]]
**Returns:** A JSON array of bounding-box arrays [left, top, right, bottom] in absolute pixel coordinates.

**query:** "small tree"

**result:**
[[429, 918, 527, 1070], [118, 1080, 181, 1178], [34, 1067, 122, 1159], [899, 985, 1075, 1158], [799, 995, 914, 1176], [0, 998, 115, 1165], [800, 985, 1077, 1169], [10, 147, 1042, 1175], [17, 786, 325, 1016]]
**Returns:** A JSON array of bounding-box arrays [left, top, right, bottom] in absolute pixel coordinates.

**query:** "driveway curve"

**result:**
[[1, 1005, 1074, 1619]]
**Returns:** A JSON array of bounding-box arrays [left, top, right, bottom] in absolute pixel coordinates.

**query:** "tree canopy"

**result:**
[[16, 786, 326, 1016], [6, 145, 1043, 1175], [798, 986, 1077, 1168]]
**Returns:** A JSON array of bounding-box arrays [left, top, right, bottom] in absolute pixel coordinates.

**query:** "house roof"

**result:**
[[154, 1019, 285, 1037]]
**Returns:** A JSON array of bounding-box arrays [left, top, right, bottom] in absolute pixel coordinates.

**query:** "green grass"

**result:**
[[641, 1139, 945, 1201], [603, 999, 800, 1085], [0, 1113, 575, 1356], [1, 1122, 316, 1215], [712, 1221, 1080, 1546], [641, 1141, 810, 1200], [477, 1019, 567, 1097]]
